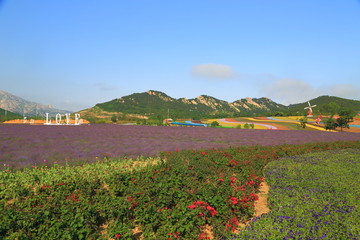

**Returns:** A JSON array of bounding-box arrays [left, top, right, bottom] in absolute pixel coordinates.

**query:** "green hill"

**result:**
[[0, 108, 21, 122], [80, 91, 360, 122], [286, 95, 360, 116], [93, 90, 285, 119]]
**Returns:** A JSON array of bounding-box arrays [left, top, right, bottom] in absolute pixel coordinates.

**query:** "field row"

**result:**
[[1, 124, 359, 169]]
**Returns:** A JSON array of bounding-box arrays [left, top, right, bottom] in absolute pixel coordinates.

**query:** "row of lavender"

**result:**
[[1, 124, 359, 169]]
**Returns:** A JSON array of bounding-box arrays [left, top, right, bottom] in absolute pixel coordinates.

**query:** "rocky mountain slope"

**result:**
[[0, 90, 69, 116], [92, 90, 286, 119]]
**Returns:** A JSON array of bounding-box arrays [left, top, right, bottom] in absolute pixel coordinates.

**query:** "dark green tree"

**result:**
[[335, 109, 355, 131], [324, 115, 337, 131], [210, 121, 220, 127], [111, 115, 118, 123]]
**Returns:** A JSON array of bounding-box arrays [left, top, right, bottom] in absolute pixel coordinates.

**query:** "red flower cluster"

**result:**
[[167, 231, 180, 239], [187, 201, 217, 216], [234, 185, 245, 191], [126, 196, 138, 209], [246, 174, 264, 187], [229, 197, 238, 205], [226, 217, 239, 232], [228, 159, 239, 167], [66, 193, 81, 202], [157, 206, 169, 212], [222, 153, 232, 158], [229, 192, 259, 207], [198, 232, 211, 239], [229, 176, 237, 186]]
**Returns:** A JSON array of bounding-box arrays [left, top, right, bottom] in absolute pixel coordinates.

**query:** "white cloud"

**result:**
[[327, 84, 360, 100], [191, 63, 235, 79], [261, 78, 321, 105]]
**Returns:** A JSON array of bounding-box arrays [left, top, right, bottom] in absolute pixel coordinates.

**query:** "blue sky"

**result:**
[[1, 0, 359, 111]]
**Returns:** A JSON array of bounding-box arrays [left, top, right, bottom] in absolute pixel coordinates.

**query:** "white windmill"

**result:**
[[304, 101, 316, 117]]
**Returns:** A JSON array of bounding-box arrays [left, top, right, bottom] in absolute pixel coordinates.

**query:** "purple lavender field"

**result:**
[[1, 124, 359, 168]]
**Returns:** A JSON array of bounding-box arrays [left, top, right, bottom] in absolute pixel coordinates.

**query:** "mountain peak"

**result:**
[[147, 90, 174, 102], [147, 90, 165, 95]]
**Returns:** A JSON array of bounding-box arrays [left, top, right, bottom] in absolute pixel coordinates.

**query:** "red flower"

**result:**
[[40, 185, 51, 190], [194, 201, 207, 205], [206, 206, 217, 216], [115, 233, 121, 238], [199, 232, 211, 239], [226, 217, 239, 232], [246, 180, 255, 186], [229, 197, 238, 205], [249, 193, 259, 201], [187, 204, 196, 209]]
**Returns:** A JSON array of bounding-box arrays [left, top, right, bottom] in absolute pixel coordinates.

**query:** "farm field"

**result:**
[[208, 117, 360, 132], [1, 140, 359, 239], [1, 124, 359, 169]]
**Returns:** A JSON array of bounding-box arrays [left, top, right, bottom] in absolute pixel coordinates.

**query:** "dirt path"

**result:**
[[254, 180, 270, 217], [238, 180, 270, 231]]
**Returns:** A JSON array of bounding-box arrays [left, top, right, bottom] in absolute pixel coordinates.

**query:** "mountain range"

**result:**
[[0, 90, 69, 116], [87, 90, 360, 120], [92, 90, 285, 119], [1, 90, 359, 121]]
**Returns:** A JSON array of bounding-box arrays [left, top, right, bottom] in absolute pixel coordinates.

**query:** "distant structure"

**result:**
[[45, 113, 82, 125], [304, 101, 317, 117]]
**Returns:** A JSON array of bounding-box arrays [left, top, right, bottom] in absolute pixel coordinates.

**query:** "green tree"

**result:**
[[297, 117, 307, 129], [111, 115, 118, 123], [335, 109, 355, 131], [324, 115, 337, 131], [210, 121, 220, 127]]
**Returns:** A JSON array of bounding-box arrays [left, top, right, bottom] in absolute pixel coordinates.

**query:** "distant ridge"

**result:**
[[0, 90, 70, 116], [89, 90, 286, 119], [286, 95, 360, 115], [82, 90, 360, 119]]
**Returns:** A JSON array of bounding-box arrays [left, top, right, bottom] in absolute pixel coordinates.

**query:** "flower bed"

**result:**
[[1, 141, 359, 239], [237, 148, 360, 239], [1, 124, 359, 169]]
